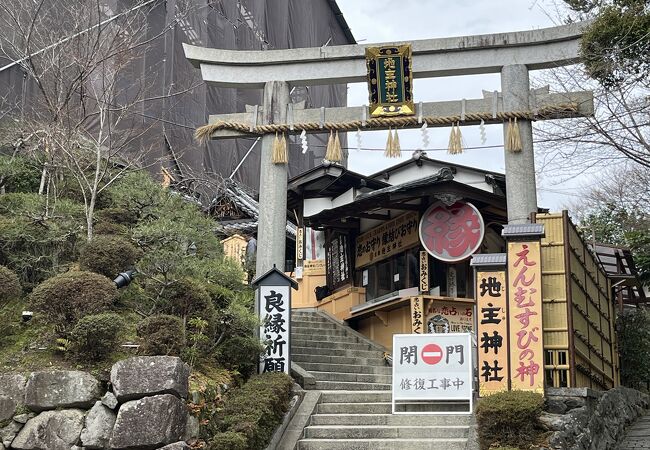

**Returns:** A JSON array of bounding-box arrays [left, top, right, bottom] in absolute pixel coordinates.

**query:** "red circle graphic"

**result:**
[[418, 201, 484, 262]]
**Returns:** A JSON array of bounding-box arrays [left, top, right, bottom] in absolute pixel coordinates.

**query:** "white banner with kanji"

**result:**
[[258, 285, 290, 374]]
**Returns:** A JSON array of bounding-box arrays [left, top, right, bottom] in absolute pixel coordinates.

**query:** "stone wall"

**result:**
[[540, 387, 649, 450], [0, 356, 198, 450]]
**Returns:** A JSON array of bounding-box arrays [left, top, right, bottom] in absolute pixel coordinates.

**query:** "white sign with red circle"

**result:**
[[392, 333, 473, 414]]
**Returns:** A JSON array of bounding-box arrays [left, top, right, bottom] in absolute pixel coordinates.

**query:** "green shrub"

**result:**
[[0, 194, 84, 287], [137, 314, 186, 356], [0, 265, 21, 302], [29, 271, 117, 329], [0, 155, 41, 193], [207, 431, 247, 450], [617, 308, 650, 389], [476, 390, 545, 450], [219, 372, 294, 450], [205, 283, 236, 310], [69, 312, 125, 360], [161, 278, 216, 322], [95, 208, 138, 226], [93, 220, 128, 236], [215, 336, 264, 380], [79, 235, 141, 278]]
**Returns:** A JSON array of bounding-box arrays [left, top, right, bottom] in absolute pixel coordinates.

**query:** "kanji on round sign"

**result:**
[[418, 201, 485, 262], [421, 343, 444, 365]]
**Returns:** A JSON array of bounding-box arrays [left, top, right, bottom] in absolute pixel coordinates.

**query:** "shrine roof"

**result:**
[[368, 154, 506, 181], [287, 162, 389, 211], [304, 167, 507, 228]]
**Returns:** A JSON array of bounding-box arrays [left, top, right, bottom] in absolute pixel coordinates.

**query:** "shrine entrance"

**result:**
[[182, 22, 621, 399]]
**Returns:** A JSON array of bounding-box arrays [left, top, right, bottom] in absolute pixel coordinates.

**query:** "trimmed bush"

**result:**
[[137, 314, 186, 356], [0, 265, 21, 302], [476, 390, 545, 450], [95, 208, 138, 226], [162, 278, 214, 319], [215, 336, 264, 380], [29, 271, 117, 328], [207, 431, 247, 450], [93, 220, 128, 236], [219, 372, 294, 450], [79, 235, 141, 278], [69, 312, 125, 360]]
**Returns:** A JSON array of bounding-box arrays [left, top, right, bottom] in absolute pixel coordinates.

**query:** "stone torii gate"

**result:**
[[184, 22, 594, 277]]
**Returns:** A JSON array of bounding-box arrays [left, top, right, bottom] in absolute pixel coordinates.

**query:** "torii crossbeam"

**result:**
[[184, 22, 594, 277]]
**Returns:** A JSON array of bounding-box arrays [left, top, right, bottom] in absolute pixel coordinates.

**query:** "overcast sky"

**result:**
[[336, 0, 584, 211]]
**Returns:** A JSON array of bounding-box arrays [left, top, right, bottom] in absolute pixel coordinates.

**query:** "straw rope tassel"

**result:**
[[448, 122, 463, 155], [271, 132, 282, 164], [511, 117, 522, 152], [331, 131, 343, 162], [455, 122, 463, 154], [390, 129, 401, 158], [279, 132, 288, 163], [384, 128, 394, 157], [324, 130, 334, 161]]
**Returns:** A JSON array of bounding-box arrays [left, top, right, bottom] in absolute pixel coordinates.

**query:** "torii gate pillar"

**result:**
[[502, 64, 537, 224], [256, 81, 290, 276]]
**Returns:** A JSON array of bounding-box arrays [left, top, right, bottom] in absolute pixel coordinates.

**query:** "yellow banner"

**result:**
[[410, 297, 424, 334], [419, 251, 429, 293], [355, 211, 419, 268], [507, 241, 544, 394], [477, 270, 509, 397]]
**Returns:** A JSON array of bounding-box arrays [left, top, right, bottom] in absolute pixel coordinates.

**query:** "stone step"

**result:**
[[292, 332, 362, 343], [304, 425, 469, 439], [310, 414, 472, 426], [320, 391, 392, 403], [291, 314, 332, 322], [317, 402, 392, 414], [292, 354, 386, 367], [292, 339, 375, 351], [313, 381, 392, 391], [292, 327, 351, 337], [309, 371, 392, 384], [291, 321, 342, 330], [299, 362, 392, 375], [297, 438, 468, 450], [291, 346, 385, 359]]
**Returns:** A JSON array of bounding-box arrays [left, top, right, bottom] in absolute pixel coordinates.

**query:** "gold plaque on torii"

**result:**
[[365, 44, 415, 117]]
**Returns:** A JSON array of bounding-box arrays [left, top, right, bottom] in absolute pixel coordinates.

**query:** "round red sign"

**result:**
[[421, 343, 444, 365], [418, 201, 484, 262]]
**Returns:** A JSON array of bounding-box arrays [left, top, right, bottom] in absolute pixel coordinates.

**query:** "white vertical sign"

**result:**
[[258, 285, 290, 374], [392, 333, 473, 414]]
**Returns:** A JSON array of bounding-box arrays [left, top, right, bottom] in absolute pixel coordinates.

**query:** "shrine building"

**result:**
[[287, 154, 644, 391]]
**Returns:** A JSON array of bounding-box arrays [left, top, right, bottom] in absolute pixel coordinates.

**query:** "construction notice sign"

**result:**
[[392, 333, 473, 414]]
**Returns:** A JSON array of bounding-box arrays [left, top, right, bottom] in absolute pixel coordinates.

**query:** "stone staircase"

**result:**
[[291, 310, 471, 450]]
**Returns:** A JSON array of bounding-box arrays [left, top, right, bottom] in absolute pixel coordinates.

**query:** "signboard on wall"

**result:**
[[419, 201, 485, 262], [426, 301, 474, 333], [476, 270, 509, 396], [296, 228, 304, 262], [355, 211, 419, 268], [507, 241, 544, 393], [410, 297, 424, 334], [365, 45, 415, 117], [419, 251, 429, 293], [392, 333, 473, 414]]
